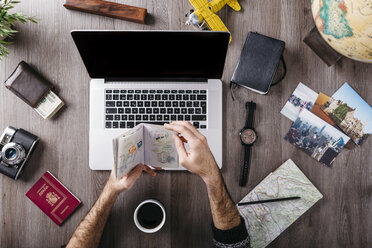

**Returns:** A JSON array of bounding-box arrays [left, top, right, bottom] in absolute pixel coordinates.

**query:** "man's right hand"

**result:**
[[164, 121, 220, 182]]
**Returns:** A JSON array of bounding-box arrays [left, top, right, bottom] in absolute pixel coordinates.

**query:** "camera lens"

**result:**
[[5, 148, 17, 160]]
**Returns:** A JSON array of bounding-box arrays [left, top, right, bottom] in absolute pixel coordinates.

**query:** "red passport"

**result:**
[[26, 171, 81, 225]]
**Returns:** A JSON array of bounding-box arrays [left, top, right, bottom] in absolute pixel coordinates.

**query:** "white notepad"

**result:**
[[237, 159, 323, 248]]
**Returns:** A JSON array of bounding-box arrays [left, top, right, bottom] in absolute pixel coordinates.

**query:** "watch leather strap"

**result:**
[[239, 145, 251, 187], [246, 101, 256, 128]]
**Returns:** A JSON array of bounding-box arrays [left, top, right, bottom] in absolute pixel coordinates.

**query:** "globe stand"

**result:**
[[304, 26, 343, 67]]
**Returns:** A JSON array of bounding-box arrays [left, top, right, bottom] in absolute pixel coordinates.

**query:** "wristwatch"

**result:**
[[239, 101, 257, 186]]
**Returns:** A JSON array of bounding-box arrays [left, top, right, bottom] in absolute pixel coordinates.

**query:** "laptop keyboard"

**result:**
[[105, 89, 207, 129]]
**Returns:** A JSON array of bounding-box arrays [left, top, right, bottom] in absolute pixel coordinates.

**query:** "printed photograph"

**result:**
[[322, 83, 372, 145], [285, 109, 350, 167], [281, 82, 319, 122]]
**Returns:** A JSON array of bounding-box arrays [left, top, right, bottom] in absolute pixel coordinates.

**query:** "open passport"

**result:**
[[113, 124, 178, 178]]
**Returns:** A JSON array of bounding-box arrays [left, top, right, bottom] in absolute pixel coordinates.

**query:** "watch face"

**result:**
[[240, 128, 257, 145]]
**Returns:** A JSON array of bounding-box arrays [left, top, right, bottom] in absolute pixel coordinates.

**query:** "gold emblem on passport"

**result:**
[[46, 192, 60, 206]]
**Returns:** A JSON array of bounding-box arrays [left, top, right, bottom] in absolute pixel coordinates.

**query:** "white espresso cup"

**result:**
[[134, 199, 166, 233]]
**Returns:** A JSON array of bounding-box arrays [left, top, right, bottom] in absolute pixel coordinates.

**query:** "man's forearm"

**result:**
[[67, 181, 119, 248], [203, 167, 241, 230]]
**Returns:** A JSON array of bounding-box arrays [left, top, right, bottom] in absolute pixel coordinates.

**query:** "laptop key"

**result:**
[[134, 95, 140, 100], [150, 90, 156, 93], [183, 95, 189, 100], [120, 95, 126, 100], [179, 90, 185, 94], [193, 90, 199, 94], [166, 101, 171, 107], [171, 115, 177, 120], [159, 101, 165, 107], [128, 90, 134, 93], [141, 95, 147, 100], [120, 90, 126, 93], [115, 115, 120, 120], [176, 95, 182, 100], [187, 101, 192, 107], [132, 108, 138, 114], [188, 108, 194, 114], [153, 108, 159, 114], [135, 90, 141, 93], [148, 95, 154, 100], [120, 122, 125, 129], [106, 101, 115, 107], [138, 101, 144, 107], [129, 115, 134, 120], [190, 95, 196, 100], [171, 90, 177, 93], [113, 94, 119, 100], [152, 102, 157, 107], [143, 115, 149, 121], [146, 109, 152, 114], [124, 101, 129, 107], [127, 122, 135, 128], [164, 115, 170, 121], [178, 115, 184, 120], [200, 125, 207, 129], [180, 102, 185, 107], [175, 108, 180, 114], [106, 108, 117, 114], [113, 122, 119, 128], [155, 95, 161, 100], [195, 108, 201, 114], [139, 108, 145, 114], [173, 102, 178, 107], [106, 122, 112, 128], [193, 122, 200, 128], [106, 95, 112, 100], [169, 95, 175, 100], [186, 90, 192, 93], [185, 115, 191, 121], [106, 90, 112, 93], [150, 115, 155, 120], [193, 102, 199, 107], [122, 115, 128, 120], [160, 108, 166, 114], [181, 109, 187, 114], [197, 95, 207, 100], [136, 115, 141, 121], [164, 90, 170, 93], [167, 109, 173, 114], [145, 101, 150, 107], [116, 101, 122, 107], [162, 95, 168, 100], [192, 115, 206, 121], [106, 115, 113, 120], [125, 109, 131, 114], [157, 115, 163, 121], [131, 101, 136, 107]]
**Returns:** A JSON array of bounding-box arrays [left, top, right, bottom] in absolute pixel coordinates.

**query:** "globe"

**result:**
[[311, 0, 372, 63]]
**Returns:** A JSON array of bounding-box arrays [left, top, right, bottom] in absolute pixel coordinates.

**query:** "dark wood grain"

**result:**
[[64, 0, 147, 24], [0, 0, 371, 247]]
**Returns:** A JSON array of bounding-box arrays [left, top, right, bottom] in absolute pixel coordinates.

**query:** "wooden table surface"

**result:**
[[1, 1, 371, 247]]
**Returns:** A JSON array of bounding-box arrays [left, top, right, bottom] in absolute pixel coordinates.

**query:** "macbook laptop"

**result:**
[[71, 30, 229, 170]]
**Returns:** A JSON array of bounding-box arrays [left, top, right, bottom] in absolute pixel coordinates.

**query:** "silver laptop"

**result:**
[[71, 30, 229, 170]]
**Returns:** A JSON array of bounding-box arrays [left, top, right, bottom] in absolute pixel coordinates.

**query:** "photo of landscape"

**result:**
[[322, 83, 372, 145], [284, 109, 350, 167]]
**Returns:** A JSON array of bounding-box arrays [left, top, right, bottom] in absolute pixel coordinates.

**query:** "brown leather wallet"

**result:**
[[4, 61, 53, 108]]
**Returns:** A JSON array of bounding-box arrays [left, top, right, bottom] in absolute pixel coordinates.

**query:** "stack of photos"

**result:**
[[284, 109, 350, 167], [322, 83, 372, 145], [280, 82, 318, 122], [281, 82, 372, 166]]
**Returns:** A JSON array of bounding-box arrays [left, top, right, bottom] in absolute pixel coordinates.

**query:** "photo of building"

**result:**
[[284, 109, 350, 167], [322, 83, 372, 145]]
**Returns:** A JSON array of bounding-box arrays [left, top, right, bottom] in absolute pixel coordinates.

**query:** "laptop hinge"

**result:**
[[104, 77, 208, 83]]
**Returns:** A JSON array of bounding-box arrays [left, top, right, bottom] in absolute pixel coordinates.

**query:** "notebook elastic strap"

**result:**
[[230, 55, 286, 101]]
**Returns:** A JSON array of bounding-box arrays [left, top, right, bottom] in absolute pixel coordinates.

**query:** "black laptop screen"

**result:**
[[71, 31, 230, 80]]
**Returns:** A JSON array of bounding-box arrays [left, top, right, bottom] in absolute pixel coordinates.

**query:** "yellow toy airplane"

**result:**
[[185, 0, 241, 42]]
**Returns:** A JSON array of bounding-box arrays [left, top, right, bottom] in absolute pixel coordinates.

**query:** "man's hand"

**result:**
[[164, 121, 219, 183], [107, 164, 156, 195]]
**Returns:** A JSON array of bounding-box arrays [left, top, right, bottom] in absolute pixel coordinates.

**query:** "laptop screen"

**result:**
[[71, 31, 230, 80]]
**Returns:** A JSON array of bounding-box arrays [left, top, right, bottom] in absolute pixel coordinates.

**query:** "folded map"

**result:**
[[237, 159, 323, 248], [113, 124, 178, 178]]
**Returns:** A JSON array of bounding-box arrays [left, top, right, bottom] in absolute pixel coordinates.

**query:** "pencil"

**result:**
[[237, 196, 301, 206]]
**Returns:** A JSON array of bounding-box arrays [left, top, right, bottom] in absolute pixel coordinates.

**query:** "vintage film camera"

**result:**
[[0, 126, 39, 180]]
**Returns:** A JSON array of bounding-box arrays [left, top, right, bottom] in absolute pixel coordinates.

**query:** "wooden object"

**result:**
[[1, 1, 372, 248], [304, 26, 343, 67], [63, 0, 147, 24]]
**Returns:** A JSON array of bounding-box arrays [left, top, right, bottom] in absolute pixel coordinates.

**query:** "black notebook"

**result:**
[[231, 32, 286, 94]]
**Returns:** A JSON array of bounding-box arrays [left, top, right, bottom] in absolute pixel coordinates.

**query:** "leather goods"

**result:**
[[4, 61, 53, 108], [239, 101, 257, 187], [231, 32, 286, 96]]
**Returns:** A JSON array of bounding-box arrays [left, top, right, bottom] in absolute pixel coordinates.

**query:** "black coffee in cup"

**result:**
[[134, 199, 166, 233], [137, 202, 163, 229]]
